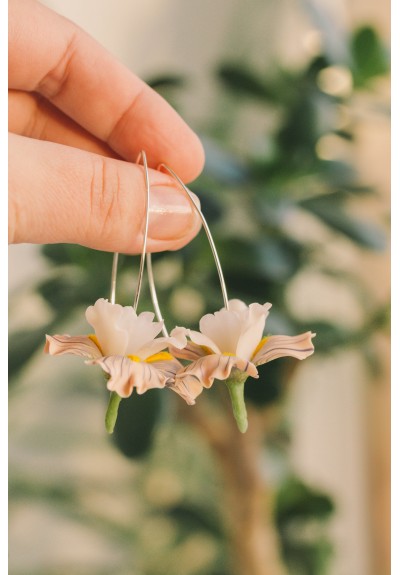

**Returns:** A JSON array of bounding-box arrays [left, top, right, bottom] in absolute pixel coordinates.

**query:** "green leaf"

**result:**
[[41, 244, 125, 275], [217, 63, 278, 102], [300, 195, 386, 250], [167, 504, 223, 537], [37, 271, 110, 312], [351, 26, 389, 87], [9, 327, 50, 379], [112, 389, 162, 459], [147, 74, 186, 90], [275, 477, 334, 575], [275, 476, 334, 526], [245, 358, 287, 406], [219, 238, 302, 284]]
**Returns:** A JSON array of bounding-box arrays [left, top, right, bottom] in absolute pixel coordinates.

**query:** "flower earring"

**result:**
[[44, 152, 187, 432], [145, 165, 316, 433], [45, 154, 315, 434]]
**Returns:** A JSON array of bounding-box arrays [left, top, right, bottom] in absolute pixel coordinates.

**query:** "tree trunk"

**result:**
[[181, 400, 287, 575]]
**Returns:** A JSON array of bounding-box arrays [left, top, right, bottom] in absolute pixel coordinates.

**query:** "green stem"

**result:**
[[105, 391, 122, 434], [225, 378, 248, 433]]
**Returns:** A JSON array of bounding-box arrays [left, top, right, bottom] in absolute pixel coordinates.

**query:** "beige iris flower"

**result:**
[[168, 299, 315, 405], [44, 298, 185, 398]]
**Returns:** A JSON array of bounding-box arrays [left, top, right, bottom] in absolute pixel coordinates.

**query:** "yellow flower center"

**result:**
[[127, 351, 175, 363], [222, 352, 236, 357], [88, 334, 103, 354], [146, 351, 175, 363], [201, 345, 214, 355], [251, 336, 269, 358]]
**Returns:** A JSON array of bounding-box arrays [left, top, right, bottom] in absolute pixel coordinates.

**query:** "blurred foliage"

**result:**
[[276, 476, 335, 575], [9, 5, 389, 575]]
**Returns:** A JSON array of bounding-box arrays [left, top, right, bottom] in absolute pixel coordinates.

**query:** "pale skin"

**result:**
[[8, 0, 205, 253]]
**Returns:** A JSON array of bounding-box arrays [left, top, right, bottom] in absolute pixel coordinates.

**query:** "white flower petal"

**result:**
[[199, 310, 243, 354], [44, 334, 102, 359], [136, 332, 187, 359], [236, 303, 271, 360], [252, 332, 316, 365], [87, 355, 168, 398], [85, 299, 166, 358], [120, 310, 164, 355], [224, 299, 248, 312], [169, 327, 190, 349], [248, 302, 272, 323], [85, 299, 128, 356], [183, 328, 222, 354]]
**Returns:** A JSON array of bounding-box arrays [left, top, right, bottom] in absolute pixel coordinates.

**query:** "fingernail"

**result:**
[[149, 185, 201, 241]]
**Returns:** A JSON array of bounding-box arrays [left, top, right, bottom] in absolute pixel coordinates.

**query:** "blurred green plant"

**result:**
[[9, 11, 389, 575]]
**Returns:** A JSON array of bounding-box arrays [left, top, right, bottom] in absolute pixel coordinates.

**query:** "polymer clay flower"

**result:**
[[45, 298, 185, 399], [168, 299, 315, 431]]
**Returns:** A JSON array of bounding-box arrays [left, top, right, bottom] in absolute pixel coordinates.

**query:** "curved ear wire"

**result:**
[[146, 163, 230, 334], [109, 151, 150, 311], [110, 252, 119, 305], [132, 151, 150, 312]]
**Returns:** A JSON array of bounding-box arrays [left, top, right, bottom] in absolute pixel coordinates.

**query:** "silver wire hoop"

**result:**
[[109, 150, 150, 312], [146, 163, 230, 335]]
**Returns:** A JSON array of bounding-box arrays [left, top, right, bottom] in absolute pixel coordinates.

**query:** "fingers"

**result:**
[[9, 0, 204, 182], [9, 133, 201, 253], [9, 90, 118, 158]]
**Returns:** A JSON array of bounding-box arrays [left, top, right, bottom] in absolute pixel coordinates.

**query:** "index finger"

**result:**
[[8, 0, 204, 182]]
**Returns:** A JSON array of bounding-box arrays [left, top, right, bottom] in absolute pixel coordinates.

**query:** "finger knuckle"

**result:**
[[88, 157, 123, 242]]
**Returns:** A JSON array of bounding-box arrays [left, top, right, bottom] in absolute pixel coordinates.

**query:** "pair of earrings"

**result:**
[[45, 152, 315, 433]]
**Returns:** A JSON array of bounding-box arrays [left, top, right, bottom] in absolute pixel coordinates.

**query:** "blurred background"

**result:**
[[8, 1, 390, 574]]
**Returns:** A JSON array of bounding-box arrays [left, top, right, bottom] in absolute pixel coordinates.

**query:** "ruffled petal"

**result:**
[[87, 356, 168, 398], [169, 340, 210, 361], [252, 332, 315, 366], [167, 374, 204, 405], [147, 357, 183, 383], [44, 334, 102, 359], [175, 353, 258, 389], [85, 299, 128, 356]]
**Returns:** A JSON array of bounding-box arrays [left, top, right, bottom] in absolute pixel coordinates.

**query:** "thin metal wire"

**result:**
[[158, 163, 229, 311], [132, 151, 150, 312], [146, 253, 169, 337], [109, 151, 150, 312], [110, 252, 119, 304]]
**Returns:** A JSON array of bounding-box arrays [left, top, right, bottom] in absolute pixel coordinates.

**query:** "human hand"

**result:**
[[8, 0, 205, 253]]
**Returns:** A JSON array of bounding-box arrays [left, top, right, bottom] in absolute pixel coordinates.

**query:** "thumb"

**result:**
[[9, 133, 201, 253]]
